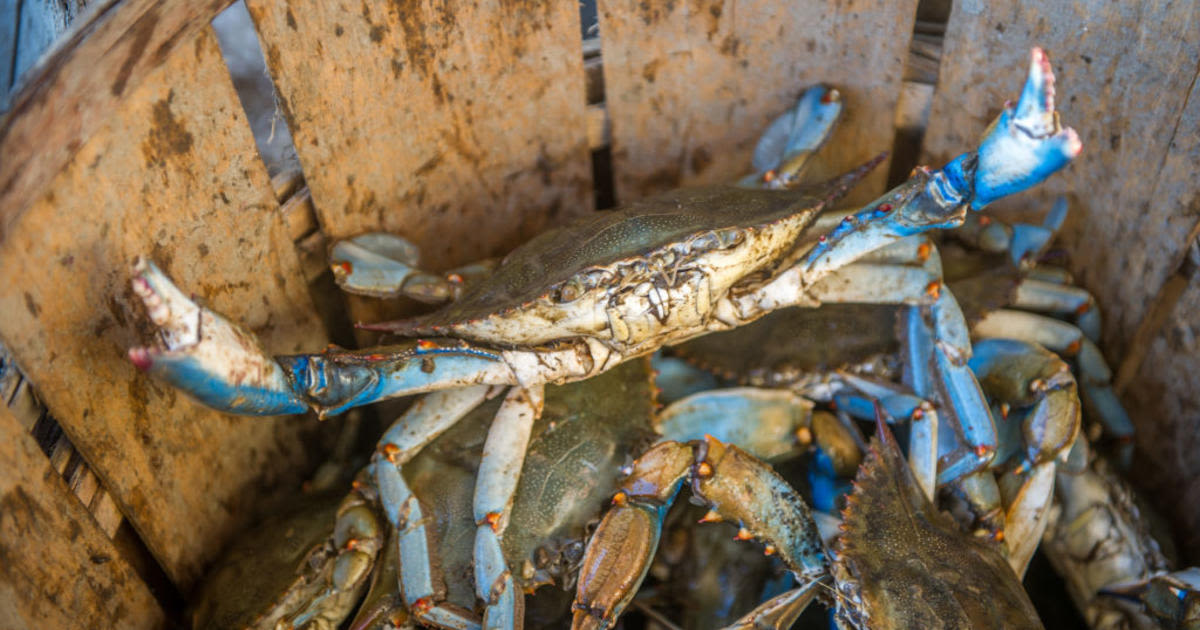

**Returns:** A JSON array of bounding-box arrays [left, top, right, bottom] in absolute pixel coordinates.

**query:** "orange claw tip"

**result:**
[[698, 510, 722, 524], [128, 347, 154, 372], [734, 527, 753, 541], [611, 491, 629, 507]]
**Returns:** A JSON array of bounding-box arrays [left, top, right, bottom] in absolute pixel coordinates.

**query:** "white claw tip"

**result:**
[[1064, 128, 1083, 157], [128, 347, 154, 372]]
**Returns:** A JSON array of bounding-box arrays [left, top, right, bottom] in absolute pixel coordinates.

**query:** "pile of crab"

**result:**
[[126, 49, 1198, 630]]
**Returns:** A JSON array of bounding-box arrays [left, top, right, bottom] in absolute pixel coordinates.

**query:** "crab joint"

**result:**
[[380, 443, 401, 463], [695, 461, 714, 478], [482, 512, 503, 531], [611, 491, 629, 507], [1064, 339, 1082, 356], [925, 281, 943, 300], [973, 444, 993, 458], [412, 597, 434, 614], [795, 426, 813, 446], [917, 241, 933, 262]]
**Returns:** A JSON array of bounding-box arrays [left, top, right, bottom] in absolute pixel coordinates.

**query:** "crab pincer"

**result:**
[[572, 436, 827, 630]]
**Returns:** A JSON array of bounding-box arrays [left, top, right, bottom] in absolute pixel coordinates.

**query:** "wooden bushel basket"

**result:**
[[0, 0, 1197, 626]]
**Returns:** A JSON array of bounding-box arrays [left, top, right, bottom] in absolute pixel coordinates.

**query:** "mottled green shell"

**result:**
[[391, 183, 839, 336], [838, 424, 1044, 630], [670, 303, 899, 384]]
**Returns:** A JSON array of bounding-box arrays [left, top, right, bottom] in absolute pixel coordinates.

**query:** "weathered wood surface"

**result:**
[[922, 0, 1200, 361], [0, 404, 164, 630], [598, 0, 918, 205], [0, 28, 330, 588], [1124, 270, 1200, 563], [0, 0, 234, 242], [247, 0, 594, 267]]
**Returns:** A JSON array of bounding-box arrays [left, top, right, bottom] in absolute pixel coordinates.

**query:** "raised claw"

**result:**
[[128, 257, 310, 415], [969, 48, 1082, 209]]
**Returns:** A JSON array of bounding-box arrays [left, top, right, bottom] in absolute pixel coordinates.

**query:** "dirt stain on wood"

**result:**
[[141, 90, 194, 168]]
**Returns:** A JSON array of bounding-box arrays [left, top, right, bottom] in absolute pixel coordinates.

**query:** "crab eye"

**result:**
[[716, 228, 744, 248], [557, 280, 583, 303], [691, 232, 720, 252]]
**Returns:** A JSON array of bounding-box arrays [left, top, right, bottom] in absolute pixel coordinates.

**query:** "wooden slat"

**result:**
[[0, 28, 330, 588], [246, 0, 594, 270], [598, 0, 919, 204], [921, 1, 1200, 360], [0, 0, 234, 242], [0, 404, 164, 630], [1123, 270, 1200, 564]]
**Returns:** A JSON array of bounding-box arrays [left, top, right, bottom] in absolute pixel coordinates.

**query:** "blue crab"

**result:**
[[1043, 435, 1199, 629], [127, 49, 1078, 628]]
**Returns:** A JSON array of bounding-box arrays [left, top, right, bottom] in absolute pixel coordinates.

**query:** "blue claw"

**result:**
[[969, 49, 1082, 210]]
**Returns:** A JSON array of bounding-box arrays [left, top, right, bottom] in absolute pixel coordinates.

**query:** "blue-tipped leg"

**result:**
[[740, 84, 843, 189]]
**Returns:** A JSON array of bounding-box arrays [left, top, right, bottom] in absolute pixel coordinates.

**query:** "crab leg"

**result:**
[[972, 309, 1133, 466], [726, 579, 824, 630], [286, 470, 387, 629], [832, 372, 940, 501], [127, 259, 602, 417], [737, 84, 843, 189], [969, 338, 1080, 575], [372, 387, 491, 630], [955, 196, 1068, 267], [572, 436, 827, 630], [330, 232, 498, 304], [472, 385, 544, 630], [656, 388, 862, 513]]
